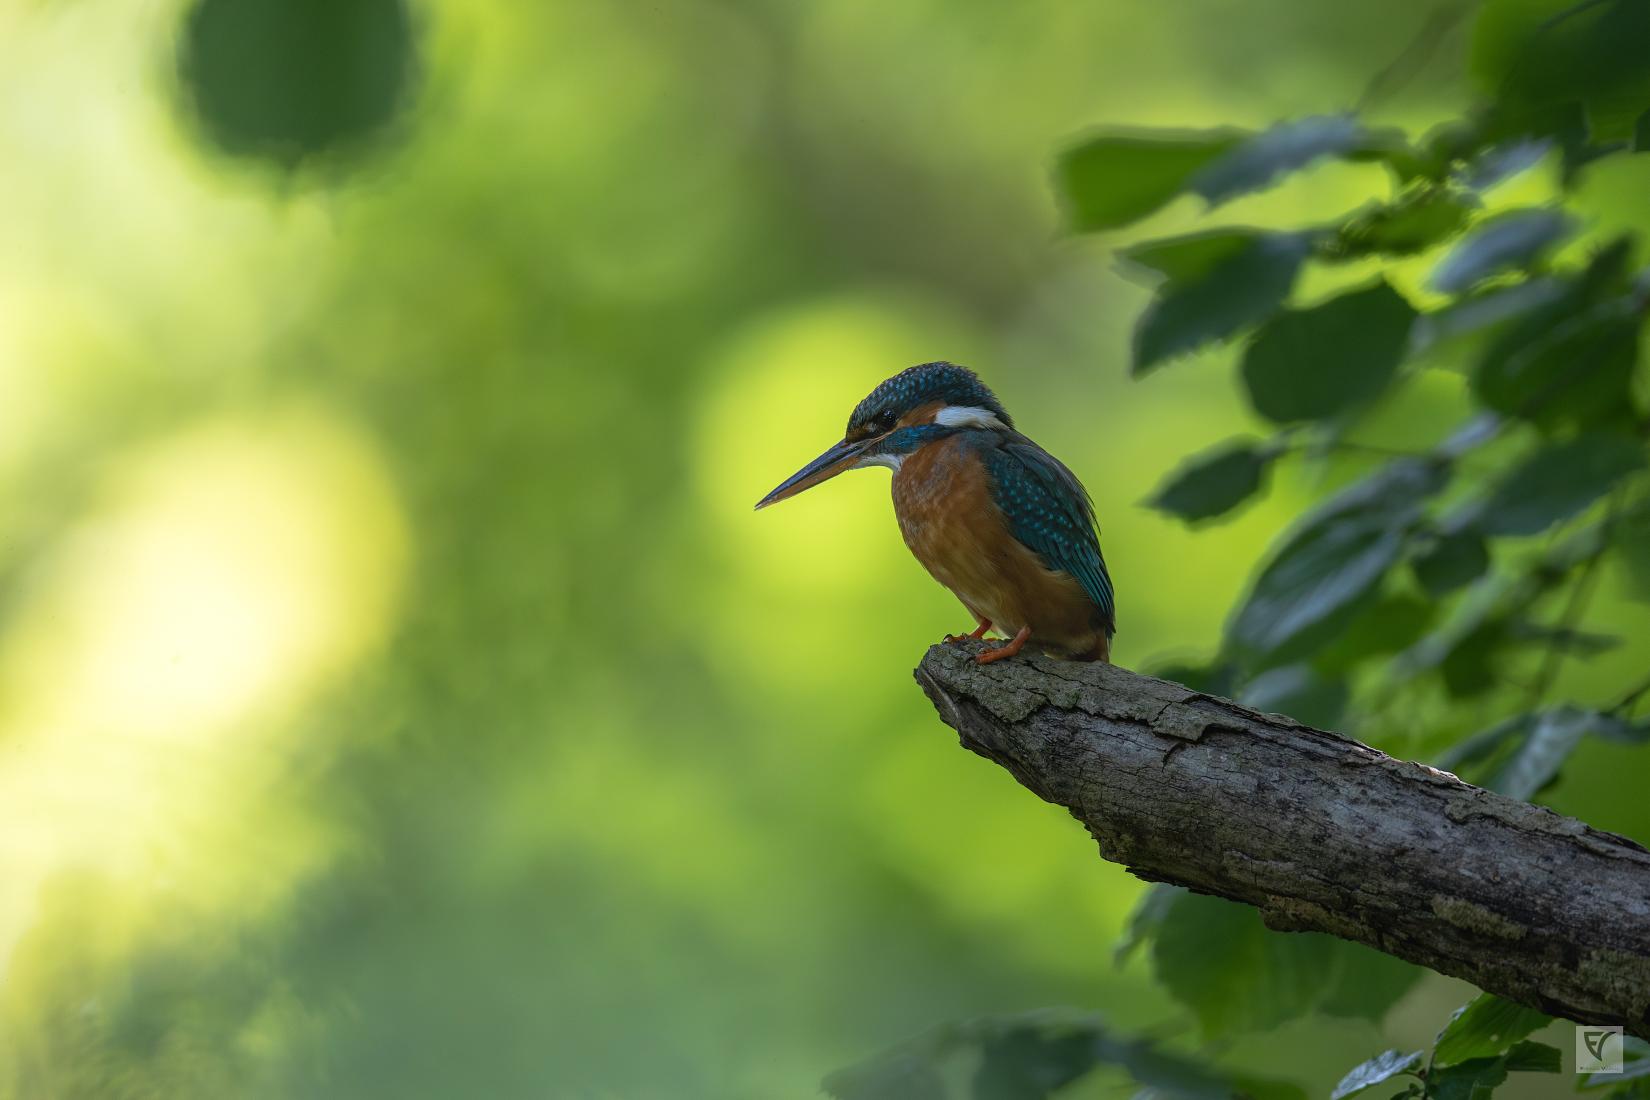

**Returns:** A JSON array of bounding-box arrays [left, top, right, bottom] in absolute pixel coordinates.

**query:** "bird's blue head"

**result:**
[[755, 362, 1013, 509]]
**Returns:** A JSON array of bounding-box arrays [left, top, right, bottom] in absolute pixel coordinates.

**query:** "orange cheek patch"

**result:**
[[897, 400, 947, 430]]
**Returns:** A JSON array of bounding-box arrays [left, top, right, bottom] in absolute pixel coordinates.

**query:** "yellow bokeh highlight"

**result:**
[[0, 404, 407, 964], [692, 294, 980, 683]]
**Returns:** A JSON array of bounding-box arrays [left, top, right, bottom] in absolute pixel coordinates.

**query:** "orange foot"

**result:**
[[944, 618, 992, 644], [976, 625, 1032, 664]]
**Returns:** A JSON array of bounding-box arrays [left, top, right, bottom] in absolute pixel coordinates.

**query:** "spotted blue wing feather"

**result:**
[[983, 436, 1116, 631]]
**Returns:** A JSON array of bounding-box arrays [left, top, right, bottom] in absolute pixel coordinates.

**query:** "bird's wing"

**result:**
[[983, 435, 1116, 628]]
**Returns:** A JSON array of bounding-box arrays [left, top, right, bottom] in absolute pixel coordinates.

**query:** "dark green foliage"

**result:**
[[178, 0, 418, 168], [823, 1010, 1290, 1100], [1188, 115, 1379, 206], [1228, 459, 1444, 663], [1317, 593, 1438, 673], [1472, 0, 1650, 142], [1144, 892, 1419, 1038], [1431, 994, 1551, 1065], [1240, 663, 1348, 727], [1058, 130, 1243, 231], [1331, 1050, 1421, 1100], [826, 1053, 947, 1100], [1428, 208, 1577, 293], [1411, 531, 1490, 595], [1151, 892, 1336, 1036], [1332, 188, 1477, 259], [1240, 281, 1417, 423], [1316, 942, 1430, 1022], [1332, 996, 1558, 1100], [1129, 233, 1310, 373], [1464, 433, 1645, 536], [1472, 241, 1640, 429], [1148, 440, 1278, 522], [1059, 116, 1393, 233], [1439, 706, 1645, 797], [972, 1027, 1104, 1100]]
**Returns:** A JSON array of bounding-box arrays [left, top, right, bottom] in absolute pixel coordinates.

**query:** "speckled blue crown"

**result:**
[[847, 362, 1013, 434]]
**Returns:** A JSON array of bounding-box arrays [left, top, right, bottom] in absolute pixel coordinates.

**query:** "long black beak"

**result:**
[[754, 438, 870, 510]]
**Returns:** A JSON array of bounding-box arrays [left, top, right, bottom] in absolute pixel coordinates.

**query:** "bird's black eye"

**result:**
[[874, 410, 897, 432]]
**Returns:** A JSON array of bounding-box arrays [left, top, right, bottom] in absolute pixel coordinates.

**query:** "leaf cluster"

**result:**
[[823, 1008, 1303, 1100], [1333, 993, 1559, 1100], [1061, 3, 1650, 1094], [837, 4, 1650, 1097]]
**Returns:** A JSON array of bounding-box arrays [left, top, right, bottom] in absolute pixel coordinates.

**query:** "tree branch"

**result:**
[[915, 641, 1650, 1037]]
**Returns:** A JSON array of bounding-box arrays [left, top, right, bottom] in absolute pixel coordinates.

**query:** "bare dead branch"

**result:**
[[915, 641, 1650, 1037]]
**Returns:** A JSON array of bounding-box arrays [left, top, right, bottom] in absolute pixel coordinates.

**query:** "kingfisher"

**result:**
[[755, 362, 1115, 664]]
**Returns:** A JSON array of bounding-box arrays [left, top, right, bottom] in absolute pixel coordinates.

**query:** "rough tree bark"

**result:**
[[915, 641, 1650, 1038]]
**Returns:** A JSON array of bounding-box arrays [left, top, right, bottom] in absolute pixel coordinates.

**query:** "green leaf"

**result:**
[[1609, 504, 1650, 601], [1330, 1050, 1422, 1100], [1148, 441, 1277, 522], [1464, 139, 1551, 190], [1188, 115, 1376, 206], [1472, 238, 1638, 428], [973, 1024, 1102, 1100], [828, 1012, 1257, 1100], [1317, 943, 1425, 1024], [1333, 189, 1476, 259], [1472, 0, 1650, 143], [1425, 1056, 1509, 1100], [824, 1052, 946, 1100], [1147, 660, 1239, 697], [1437, 713, 1536, 773], [1409, 278, 1567, 360], [1229, 459, 1444, 663], [1429, 208, 1578, 294], [179, 0, 419, 169], [1316, 593, 1438, 674], [1588, 713, 1650, 744], [1114, 883, 1182, 965], [1490, 706, 1594, 798], [1132, 234, 1309, 372], [1425, 1038, 1561, 1100], [1499, 1039, 1561, 1073], [1120, 229, 1261, 283], [1057, 129, 1243, 231], [1433, 994, 1552, 1065], [1224, 1074, 1309, 1100], [1150, 892, 1337, 1037], [1440, 619, 1510, 699], [1412, 531, 1491, 596], [1058, 117, 1391, 232], [1241, 281, 1417, 423], [1240, 664, 1347, 728], [1094, 1035, 1236, 1100], [1466, 433, 1645, 536]]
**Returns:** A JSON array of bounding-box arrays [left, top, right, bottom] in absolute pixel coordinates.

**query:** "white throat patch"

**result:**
[[933, 405, 1006, 430], [855, 452, 904, 471]]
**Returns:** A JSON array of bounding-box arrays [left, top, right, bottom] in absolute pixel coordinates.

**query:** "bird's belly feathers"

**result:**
[[892, 438, 1103, 658]]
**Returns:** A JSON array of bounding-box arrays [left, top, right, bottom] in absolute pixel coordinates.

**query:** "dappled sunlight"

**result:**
[[693, 295, 983, 685], [0, 406, 406, 968]]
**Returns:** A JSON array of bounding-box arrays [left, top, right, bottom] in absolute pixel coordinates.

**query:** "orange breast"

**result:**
[[892, 436, 1107, 660]]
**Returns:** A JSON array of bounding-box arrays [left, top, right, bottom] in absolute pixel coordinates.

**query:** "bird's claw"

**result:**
[[944, 621, 993, 645], [974, 626, 1031, 664]]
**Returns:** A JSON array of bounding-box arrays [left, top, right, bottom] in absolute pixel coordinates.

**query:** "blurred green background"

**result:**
[[2, 0, 1648, 1096]]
